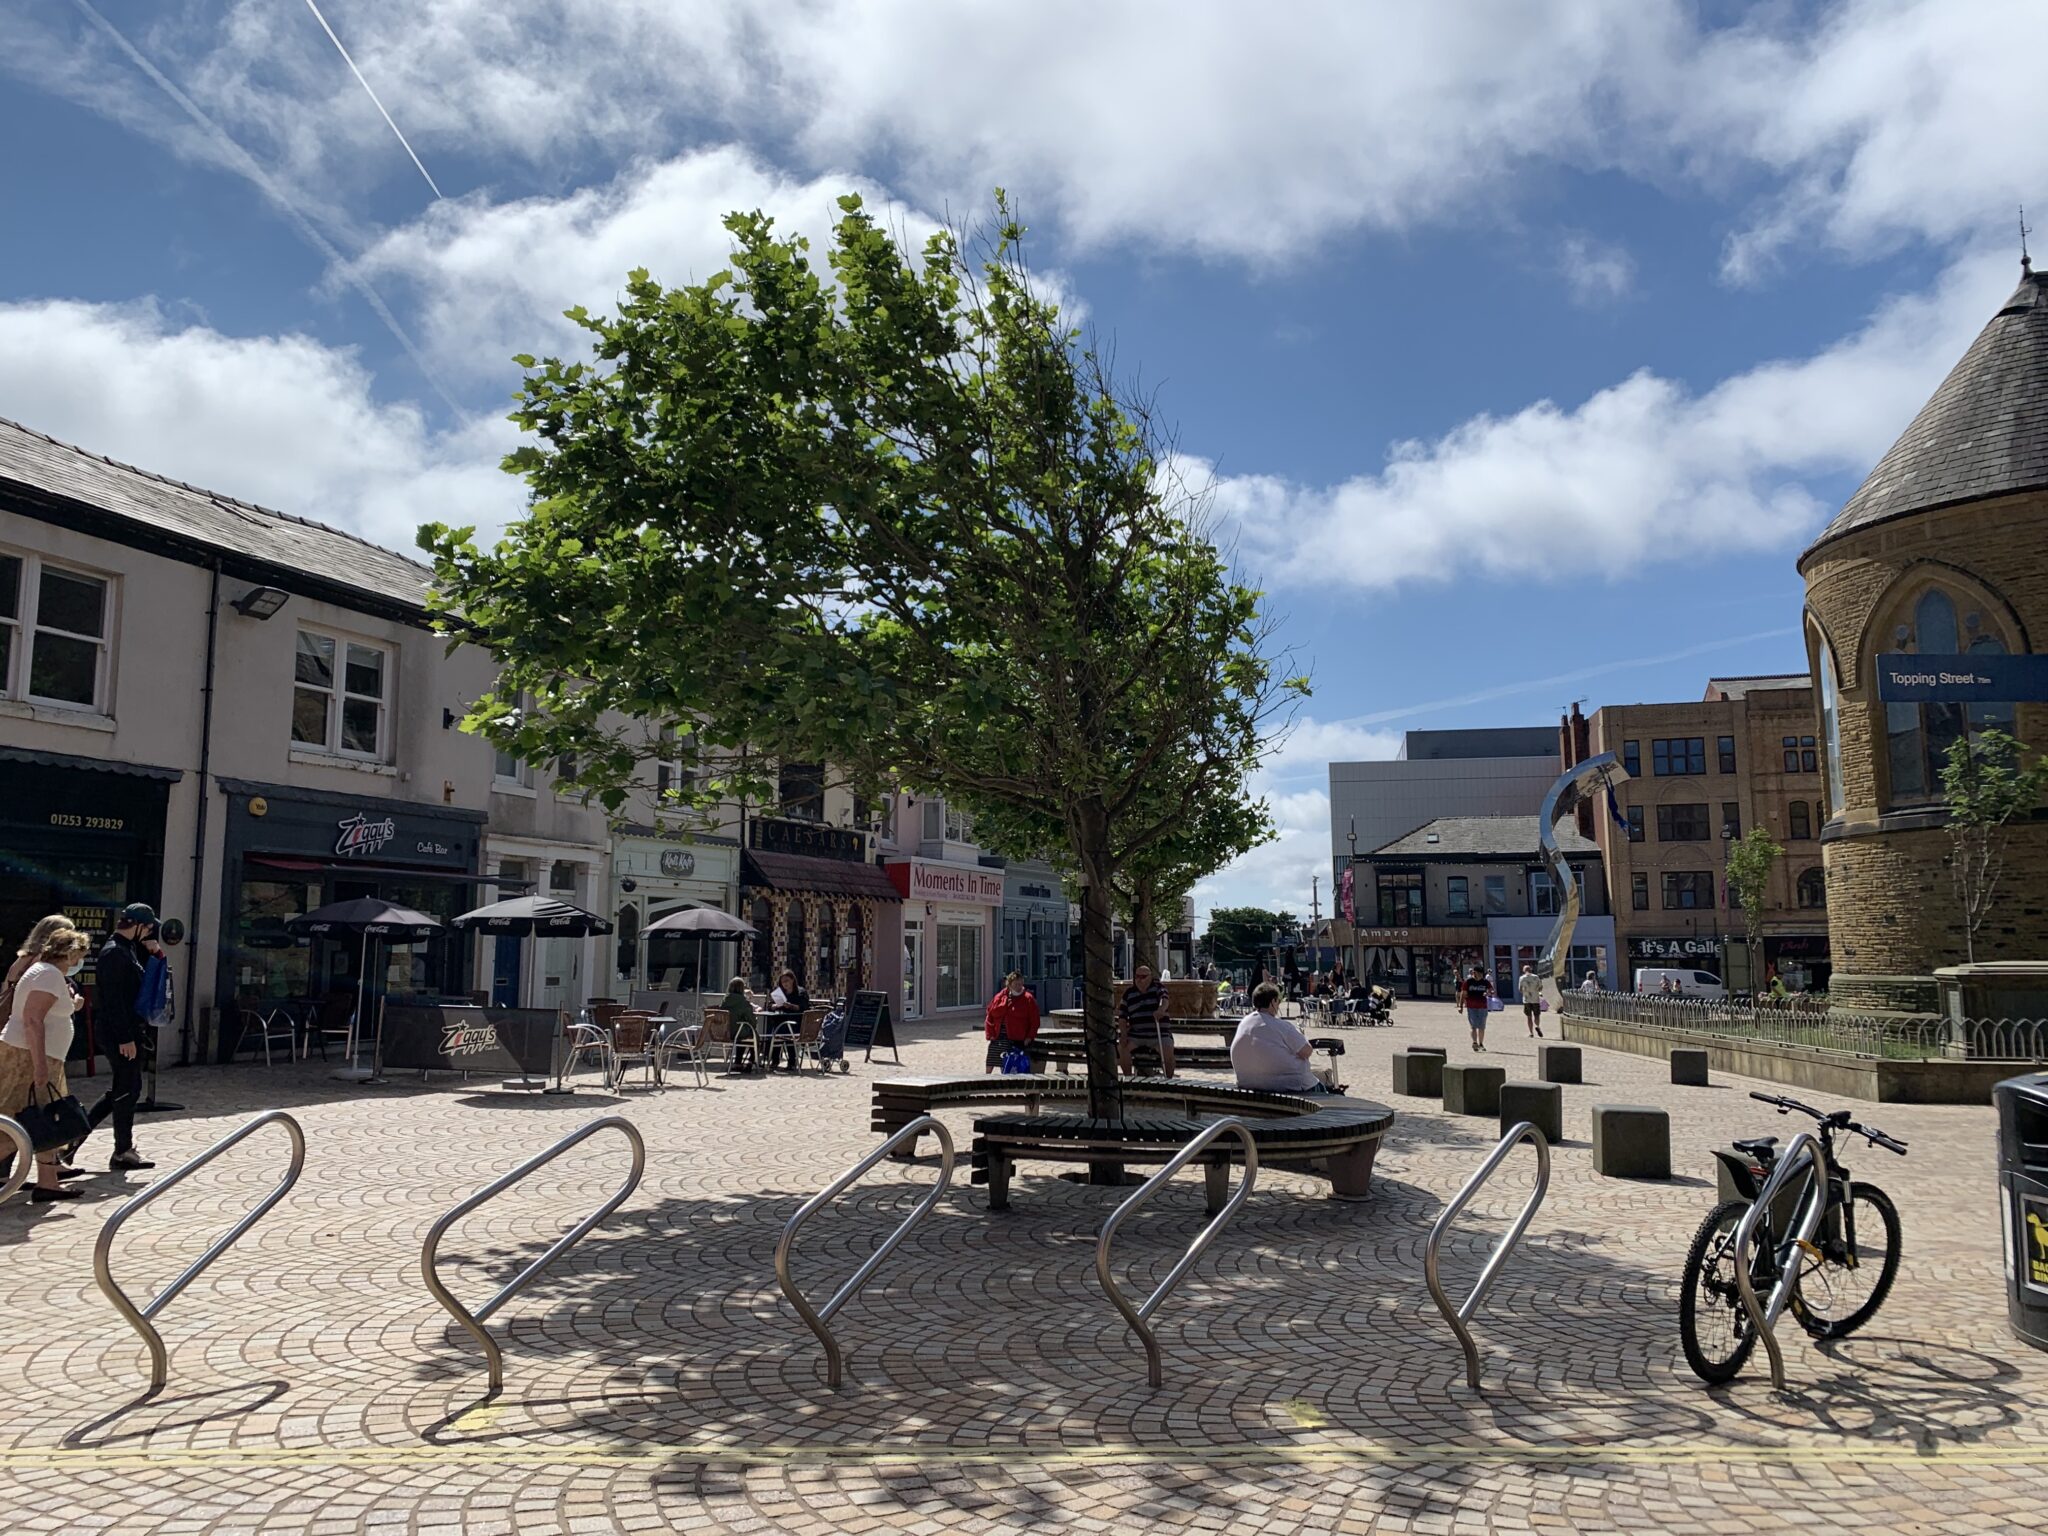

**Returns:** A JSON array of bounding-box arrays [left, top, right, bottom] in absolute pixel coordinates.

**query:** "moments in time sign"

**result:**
[[1876, 653, 2048, 703]]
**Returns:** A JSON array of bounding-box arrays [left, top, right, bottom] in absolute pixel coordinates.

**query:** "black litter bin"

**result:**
[[1994, 1071, 2048, 1352]]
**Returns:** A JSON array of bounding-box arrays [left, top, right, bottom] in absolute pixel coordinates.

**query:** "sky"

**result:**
[[1, 0, 2039, 928]]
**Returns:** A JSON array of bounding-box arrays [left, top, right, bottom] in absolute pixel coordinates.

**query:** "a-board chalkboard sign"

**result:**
[[842, 990, 899, 1063]]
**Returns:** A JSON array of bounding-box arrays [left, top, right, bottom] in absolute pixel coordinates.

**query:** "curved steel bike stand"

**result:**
[[1731, 1129, 1827, 1391], [1, 1115, 31, 1207], [422, 1114, 646, 1393], [1096, 1117, 1258, 1390], [1424, 1121, 1551, 1390], [93, 1109, 308, 1392], [777, 1114, 955, 1390]]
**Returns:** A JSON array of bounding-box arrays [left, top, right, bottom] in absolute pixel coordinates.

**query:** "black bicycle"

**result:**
[[1679, 1091, 1908, 1384]]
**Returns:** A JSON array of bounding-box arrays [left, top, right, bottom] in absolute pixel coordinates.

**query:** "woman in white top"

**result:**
[[0, 925, 90, 1202]]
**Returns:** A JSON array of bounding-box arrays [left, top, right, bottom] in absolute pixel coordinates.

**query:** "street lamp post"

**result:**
[[1347, 816, 1360, 985]]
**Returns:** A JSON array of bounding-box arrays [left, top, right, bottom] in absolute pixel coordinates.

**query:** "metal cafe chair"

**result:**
[[609, 1014, 659, 1092], [561, 1016, 614, 1088], [234, 1005, 296, 1066], [653, 1017, 710, 1089], [796, 1007, 827, 1071]]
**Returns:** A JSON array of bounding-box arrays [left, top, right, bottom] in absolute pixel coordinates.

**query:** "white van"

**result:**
[[1633, 967, 1727, 1000]]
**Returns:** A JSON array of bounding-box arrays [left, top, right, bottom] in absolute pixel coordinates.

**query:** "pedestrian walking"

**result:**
[[982, 971, 1040, 1073], [72, 903, 157, 1171], [1, 915, 72, 1025], [1517, 962, 1544, 1038], [1460, 965, 1491, 1053], [0, 924, 92, 1201], [1116, 962, 1176, 1077]]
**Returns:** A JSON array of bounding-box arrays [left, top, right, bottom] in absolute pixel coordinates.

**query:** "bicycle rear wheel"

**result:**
[[1679, 1199, 1761, 1383], [1790, 1181, 1901, 1340]]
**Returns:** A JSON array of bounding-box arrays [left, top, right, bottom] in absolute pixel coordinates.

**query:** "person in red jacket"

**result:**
[[983, 971, 1040, 1073]]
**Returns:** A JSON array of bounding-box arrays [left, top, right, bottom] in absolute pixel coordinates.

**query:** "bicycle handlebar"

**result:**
[[1748, 1090, 1907, 1155]]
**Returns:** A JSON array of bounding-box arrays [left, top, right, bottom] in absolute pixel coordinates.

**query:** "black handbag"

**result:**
[[16, 1084, 90, 1153]]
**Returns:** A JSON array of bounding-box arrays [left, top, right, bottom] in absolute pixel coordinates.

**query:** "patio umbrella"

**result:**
[[452, 897, 613, 1089], [640, 905, 757, 1002], [287, 898, 442, 1081]]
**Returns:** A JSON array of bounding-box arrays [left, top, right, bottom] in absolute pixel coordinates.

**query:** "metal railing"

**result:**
[[1096, 1117, 1258, 1389], [422, 1115, 646, 1393], [94, 1110, 307, 1392], [1731, 1130, 1828, 1391], [777, 1114, 955, 1390], [1, 1115, 31, 1207], [1424, 1121, 1551, 1390], [1562, 992, 2048, 1063]]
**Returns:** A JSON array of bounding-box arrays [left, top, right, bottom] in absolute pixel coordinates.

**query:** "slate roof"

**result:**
[[0, 415, 434, 614], [1704, 674, 1810, 700], [1804, 265, 2048, 560], [1370, 815, 1597, 860]]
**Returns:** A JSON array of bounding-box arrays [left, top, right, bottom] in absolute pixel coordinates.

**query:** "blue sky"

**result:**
[[0, 1, 2039, 920]]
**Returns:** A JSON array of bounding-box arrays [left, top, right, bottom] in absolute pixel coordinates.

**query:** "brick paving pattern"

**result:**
[[2, 1002, 2043, 1533]]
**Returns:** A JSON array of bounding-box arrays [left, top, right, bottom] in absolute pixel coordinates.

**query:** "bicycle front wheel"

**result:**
[[1790, 1181, 1901, 1340], [1679, 1199, 1760, 1383]]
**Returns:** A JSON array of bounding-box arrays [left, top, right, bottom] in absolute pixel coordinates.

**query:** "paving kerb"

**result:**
[[0, 1001, 2041, 1535]]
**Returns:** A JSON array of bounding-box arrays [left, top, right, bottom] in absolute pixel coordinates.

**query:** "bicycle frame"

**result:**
[[1731, 1130, 1831, 1390]]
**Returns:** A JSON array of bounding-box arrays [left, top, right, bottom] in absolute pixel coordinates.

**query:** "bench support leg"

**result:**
[[986, 1151, 1011, 1212], [1324, 1139, 1381, 1201], [888, 1127, 920, 1163], [1204, 1157, 1228, 1217]]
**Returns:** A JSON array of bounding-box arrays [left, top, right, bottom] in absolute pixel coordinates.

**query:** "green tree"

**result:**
[[422, 194, 1300, 1121], [1203, 906, 1298, 972], [1941, 728, 2048, 963], [1723, 827, 1782, 994]]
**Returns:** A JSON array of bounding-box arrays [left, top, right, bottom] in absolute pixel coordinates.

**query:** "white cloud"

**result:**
[[1207, 244, 2014, 592], [0, 300, 520, 553], [1559, 234, 1635, 304]]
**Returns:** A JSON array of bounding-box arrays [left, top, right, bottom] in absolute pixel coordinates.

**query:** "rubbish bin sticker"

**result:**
[[2026, 1194, 2048, 1294]]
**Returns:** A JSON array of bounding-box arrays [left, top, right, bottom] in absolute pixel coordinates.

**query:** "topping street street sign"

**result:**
[[1876, 653, 2048, 703]]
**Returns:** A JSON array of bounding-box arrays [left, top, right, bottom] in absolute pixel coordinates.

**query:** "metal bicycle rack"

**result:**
[[777, 1114, 955, 1390], [94, 1109, 307, 1392], [1424, 1120, 1551, 1390], [1096, 1117, 1258, 1389], [422, 1114, 646, 1393], [1, 1115, 31, 1207], [1731, 1129, 1828, 1391]]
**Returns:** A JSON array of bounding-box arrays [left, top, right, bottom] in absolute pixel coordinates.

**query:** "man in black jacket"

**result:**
[[76, 903, 157, 1171]]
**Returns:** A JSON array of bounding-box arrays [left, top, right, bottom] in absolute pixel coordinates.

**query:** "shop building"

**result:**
[[607, 829, 741, 994], [1329, 728, 1560, 894], [740, 811, 900, 998], [873, 791, 1000, 1020], [999, 857, 1074, 1011]]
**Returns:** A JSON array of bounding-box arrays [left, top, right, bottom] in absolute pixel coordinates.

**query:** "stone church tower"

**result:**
[[1799, 259, 2048, 1013]]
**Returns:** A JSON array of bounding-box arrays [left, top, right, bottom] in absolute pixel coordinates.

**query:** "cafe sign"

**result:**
[[659, 848, 696, 877], [335, 813, 398, 859]]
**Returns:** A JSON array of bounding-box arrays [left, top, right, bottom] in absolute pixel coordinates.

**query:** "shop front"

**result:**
[[1488, 914, 1615, 994], [1351, 924, 1489, 999], [480, 833, 608, 1014], [216, 780, 488, 1060], [740, 817, 901, 999], [888, 857, 1004, 1019], [609, 832, 740, 995], [1000, 865, 1073, 1011], [1764, 933, 1832, 994], [0, 748, 175, 1059], [1625, 933, 1726, 987]]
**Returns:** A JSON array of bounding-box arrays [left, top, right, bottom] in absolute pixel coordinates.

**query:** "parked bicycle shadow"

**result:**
[[1715, 1334, 2027, 1446]]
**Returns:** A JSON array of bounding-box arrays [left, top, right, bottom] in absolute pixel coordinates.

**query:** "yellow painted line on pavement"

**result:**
[[3, 1441, 2044, 1472]]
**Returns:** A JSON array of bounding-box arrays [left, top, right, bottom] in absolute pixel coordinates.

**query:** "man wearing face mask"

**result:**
[[75, 903, 158, 1172]]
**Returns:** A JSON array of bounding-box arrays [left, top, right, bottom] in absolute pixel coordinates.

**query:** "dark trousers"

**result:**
[[83, 1049, 142, 1154]]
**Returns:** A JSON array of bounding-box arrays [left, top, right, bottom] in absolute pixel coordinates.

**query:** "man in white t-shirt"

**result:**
[[1230, 982, 1324, 1093]]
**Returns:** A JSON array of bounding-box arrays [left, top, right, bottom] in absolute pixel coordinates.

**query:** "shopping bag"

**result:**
[[1486, 995, 1505, 1013], [16, 1085, 89, 1152], [999, 1046, 1032, 1075]]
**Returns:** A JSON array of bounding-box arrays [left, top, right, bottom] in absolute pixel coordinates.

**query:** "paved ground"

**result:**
[[2, 1001, 2043, 1534]]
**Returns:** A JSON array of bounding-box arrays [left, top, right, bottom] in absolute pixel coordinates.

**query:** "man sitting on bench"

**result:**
[[1230, 982, 1330, 1093], [1116, 963, 1175, 1078]]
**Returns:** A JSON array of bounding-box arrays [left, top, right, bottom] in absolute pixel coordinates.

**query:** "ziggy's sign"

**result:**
[[379, 1004, 556, 1077]]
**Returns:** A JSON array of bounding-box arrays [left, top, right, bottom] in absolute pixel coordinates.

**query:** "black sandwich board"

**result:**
[[842, 989, 900, 1063]]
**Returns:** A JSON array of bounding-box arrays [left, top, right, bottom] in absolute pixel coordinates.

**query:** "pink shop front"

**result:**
[[886, 857, 1004, 1020]]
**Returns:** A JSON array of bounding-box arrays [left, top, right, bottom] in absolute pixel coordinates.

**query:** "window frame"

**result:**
[[1625, 805, 1645, 843], [0, 550, 115, 714], [1721, 801, 1741, 840], [1630, 873, 1649, 911], [1874, 581, 2020, 809], [292, 626, 392, 762], [1717, 735, 1737, 774], [1651, 737, 1707, 776], [1796, 867, 1826, 909], [1445, 875, 1472, 918], [1621, 740, 1640, 778], [1661, 870, 1713, 910], [1482, 874, 1509, 915], [1656, 802, 1712, 842], [1788, 801, 1811, 840]]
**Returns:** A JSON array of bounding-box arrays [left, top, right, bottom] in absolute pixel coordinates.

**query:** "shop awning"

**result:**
[[742, 850, 902, 901], [246, 856, 528, 887], [0, 745, 181, 781]]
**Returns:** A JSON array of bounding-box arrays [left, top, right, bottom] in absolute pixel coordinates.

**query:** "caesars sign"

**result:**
[[897, 860, 1005, 905]]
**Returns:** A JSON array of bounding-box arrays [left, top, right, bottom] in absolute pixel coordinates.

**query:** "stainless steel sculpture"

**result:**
[[1537, 751, 1629, 1006]]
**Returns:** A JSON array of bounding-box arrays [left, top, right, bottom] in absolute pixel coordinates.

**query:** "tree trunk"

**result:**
[[1075, 796, 1124, 1129], [1130, 884, 1159, 981]]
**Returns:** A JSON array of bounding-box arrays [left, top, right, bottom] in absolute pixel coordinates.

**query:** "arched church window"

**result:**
[[1819, 642, 1845, 818], [1880, 583, 2014, 807], [1796, 868, 1826, 909]]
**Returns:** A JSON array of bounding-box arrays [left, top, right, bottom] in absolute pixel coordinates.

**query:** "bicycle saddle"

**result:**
[[1732, 1136, 1778, 1156]]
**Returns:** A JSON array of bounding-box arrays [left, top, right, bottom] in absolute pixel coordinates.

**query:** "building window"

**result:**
[[1661, 871, 1713, 909], [778, 762, 826, 820], [1530, 871, 1561, 917], [1626, 805, 1644, 843], [1883, 585, 2015, 807], [1782, 735, 1818, 773], [1446, 876, 1472, 918], [1721, 802, 1741, 840], [653, 726, 694, 803], [1652, 738, 1707, 776], [1483, 874, 1508, 915], [945, 803, 976, 843], [1378, 870, 1424, 926], [492, 692, 533, 788], [1788, 801, 1811, 840], [1796, 867, 1826, 909], [1631, 873, 1649, 911], [1819, 644, 1845, 817], [0, 552, 113, 711], [1656, 803, 1711, 842], [1717, 735, 1737, 774], [292, 628, 388, 759], [1622, 740, 1641, 778]]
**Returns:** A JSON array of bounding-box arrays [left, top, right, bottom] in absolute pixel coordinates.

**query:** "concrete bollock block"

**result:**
[[1591, 1104, 1671, 1180], [1669, 1048, 1711, 1087], [1499, 1081, 1564, 1144], [1391, 1050, 1444, 1098], [1537, 1043, 1582, 1084], [1442, 1063, 1507, 1117]]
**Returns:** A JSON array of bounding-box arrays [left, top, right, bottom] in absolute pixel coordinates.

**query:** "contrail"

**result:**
[[68, 0, 464, 418], [301, 0, 443, 199]]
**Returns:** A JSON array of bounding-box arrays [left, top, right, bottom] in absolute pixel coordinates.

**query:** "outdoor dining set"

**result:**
[[561, 995, 839, 1092]]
